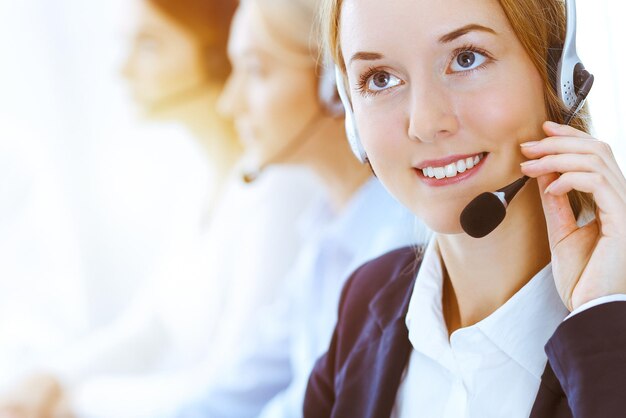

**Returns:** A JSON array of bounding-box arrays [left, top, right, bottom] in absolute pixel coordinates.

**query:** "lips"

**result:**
[[420, 152, 486, 179], [414, 152, 488, 186]]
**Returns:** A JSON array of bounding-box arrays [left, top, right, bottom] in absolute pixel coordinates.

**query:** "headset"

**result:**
[[334, 0, 594, 165]]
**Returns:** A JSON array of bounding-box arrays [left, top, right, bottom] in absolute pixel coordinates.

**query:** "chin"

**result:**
[[415, 206, 467, 236]]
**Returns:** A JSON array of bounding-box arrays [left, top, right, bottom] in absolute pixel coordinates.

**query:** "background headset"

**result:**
[[334, 0, 594, 166]]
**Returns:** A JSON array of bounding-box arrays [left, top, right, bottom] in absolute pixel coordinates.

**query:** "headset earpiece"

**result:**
[[556, 0, 594, 119], [334, 66, 368, 163], [318, 64, 345, 117]]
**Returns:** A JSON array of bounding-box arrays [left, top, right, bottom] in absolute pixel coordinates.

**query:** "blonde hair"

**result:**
[[320, 0, 595, 217], [245, 0, 324, 65]]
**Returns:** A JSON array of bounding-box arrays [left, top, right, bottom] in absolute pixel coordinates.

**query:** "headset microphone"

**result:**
[[241, 111, 325, 183], [460, 0, 594, 238]]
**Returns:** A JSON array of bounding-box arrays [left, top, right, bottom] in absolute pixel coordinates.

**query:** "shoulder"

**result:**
[[304, 246, 424, 415], [334, 246, 423, 337], [341, 246, 421, 304]]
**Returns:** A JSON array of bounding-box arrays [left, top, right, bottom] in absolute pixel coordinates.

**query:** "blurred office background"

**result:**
[[0, 0, 218, 391], [0, 0, 624, 400]]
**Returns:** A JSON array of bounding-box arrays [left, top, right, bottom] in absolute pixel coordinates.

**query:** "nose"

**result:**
[[120, 53, 134, 81], [119, 39, 138, 80], [217, 73, 244, 119], [406, 82, 459, 143], [120, 41, 138, 81]]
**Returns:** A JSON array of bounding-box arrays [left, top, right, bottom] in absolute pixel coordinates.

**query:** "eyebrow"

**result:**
[[439, 24, 497, 43], [348, 24, 496, 66], [349, 51, 384, 66]]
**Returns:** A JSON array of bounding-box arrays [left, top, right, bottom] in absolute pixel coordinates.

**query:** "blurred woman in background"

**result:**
[[121, 0, 240, 215], [0, 0, 320, 416], [176, 0, 426, 416]]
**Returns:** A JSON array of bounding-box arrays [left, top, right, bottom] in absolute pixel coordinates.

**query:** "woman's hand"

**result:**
[[0, 374, 73, 418], [520, 121, 626, 311]]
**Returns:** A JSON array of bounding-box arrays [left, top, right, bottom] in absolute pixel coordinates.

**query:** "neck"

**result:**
[[437, 179, 551, 335], [299, 116, 371, 212]]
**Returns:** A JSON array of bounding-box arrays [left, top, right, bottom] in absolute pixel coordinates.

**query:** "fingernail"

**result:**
[[520, 141, 539, 148], [545, 121, 561, 129], [520, 160, 537, 167], [544, 183, 553, 194]]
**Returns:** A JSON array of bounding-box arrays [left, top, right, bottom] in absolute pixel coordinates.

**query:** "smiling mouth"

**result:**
[[419, 152, 487, 179]]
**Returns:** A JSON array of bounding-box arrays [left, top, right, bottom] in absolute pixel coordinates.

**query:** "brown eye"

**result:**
[[365, 71, 401, 92], [373, 72, 390, 88], [457, 51, 476, 68], [450, 49, 488, 73]]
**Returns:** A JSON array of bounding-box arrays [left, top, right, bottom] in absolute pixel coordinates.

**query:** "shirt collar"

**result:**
[[405, 236, 451, 365], [406, 236, 569, 380]]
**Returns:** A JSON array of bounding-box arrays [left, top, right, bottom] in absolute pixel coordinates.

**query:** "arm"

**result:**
[[545, 301, 626, 417], [303, 334, 337, 418], [303, 269, 360, 418]]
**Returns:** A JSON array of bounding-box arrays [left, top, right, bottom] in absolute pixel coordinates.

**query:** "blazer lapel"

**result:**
[[336, 257, 420, 418]]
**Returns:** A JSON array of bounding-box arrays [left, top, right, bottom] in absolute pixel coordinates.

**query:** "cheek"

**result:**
[[460, 68, 546, 149], [358, 103, 421, 210], [144, 48, 205, 99], [358, 100, 409, 172], [249, 73, 319, 146]]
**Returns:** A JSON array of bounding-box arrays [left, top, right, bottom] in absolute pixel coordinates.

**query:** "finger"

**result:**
[[521, 153, 626, 205], [0, 407, 25, 418], [521, 136, 613, 159], [545, 172, 626, 236], [520, 138, 624, 182], [522, 153, 604, 174], [542, 120, 594, 139], [537, 173, 578, 250]]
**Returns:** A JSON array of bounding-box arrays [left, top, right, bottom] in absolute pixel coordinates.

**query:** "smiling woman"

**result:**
[[305, 0, 626, 416]]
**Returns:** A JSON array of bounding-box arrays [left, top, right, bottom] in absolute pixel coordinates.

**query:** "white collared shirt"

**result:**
[[393, 237, 626, 418], [392, 236, 570, 418]]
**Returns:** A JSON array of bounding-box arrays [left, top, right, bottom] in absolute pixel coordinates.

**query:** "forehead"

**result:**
[[228, 3, 278, 61], [339, 0, 510, 62]]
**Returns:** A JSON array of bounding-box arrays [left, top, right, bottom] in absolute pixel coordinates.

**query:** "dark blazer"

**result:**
[[304, 247, 626, 418]]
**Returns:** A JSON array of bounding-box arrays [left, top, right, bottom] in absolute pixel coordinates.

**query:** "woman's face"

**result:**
[[122, 0, 207, 116], [218, 3, 321, 167], [340, 0, 546, 234]]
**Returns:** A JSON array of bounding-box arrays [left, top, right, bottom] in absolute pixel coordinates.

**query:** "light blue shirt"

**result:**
[[178, 177, 428, 418]]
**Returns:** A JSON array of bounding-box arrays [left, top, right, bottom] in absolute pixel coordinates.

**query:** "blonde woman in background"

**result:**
[[177, 0, 428, 417], [0, 0, 320, 417]]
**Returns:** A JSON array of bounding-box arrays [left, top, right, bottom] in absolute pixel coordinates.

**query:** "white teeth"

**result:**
[[421, 153, 484, 180], [445, 163, 457, 178]]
